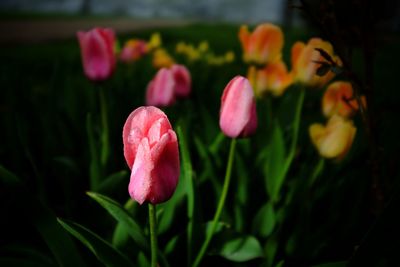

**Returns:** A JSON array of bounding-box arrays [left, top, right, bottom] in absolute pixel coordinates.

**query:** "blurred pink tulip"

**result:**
[[77, 27, 116, 81], [120, 39, 148, 63], [219, 76, 257, 138], [146, 68, 176, 107], [146, 65, 192, 107], [171, 64, 191, 97], [123, 106, 180, 204]]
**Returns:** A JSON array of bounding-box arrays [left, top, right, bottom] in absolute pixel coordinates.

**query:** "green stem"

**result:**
[[99, 87, 109, 167], [279, 88, 305, 192], [192, 138, 237, 267], [148, 203, 158, 267]]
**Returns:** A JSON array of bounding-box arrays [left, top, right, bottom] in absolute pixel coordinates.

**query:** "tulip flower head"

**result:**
[[291, 38, 341, 88], [239, 23, 283, 65], [146, 68, 176, 107], [309, 115, 356, 160], [152, 48, 175, 69], [146, 64, 192, 107], [123, 106, 180, 204], [77, 27, 116, 81], [322, 81, 366, 118], [219, 76, 258, 138], [171, 64, 191, 98], [247, 61, 293, 97], [120, 39, 148, 63]]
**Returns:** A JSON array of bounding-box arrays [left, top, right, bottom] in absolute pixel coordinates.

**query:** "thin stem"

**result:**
[[148, 203, 158, 267], [99, 87, 109, 167], [192, 138, 237, 267]]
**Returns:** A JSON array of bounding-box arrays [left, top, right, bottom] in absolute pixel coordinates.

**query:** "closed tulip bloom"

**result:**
[[291, 38, 341, 88], [171, 64, 191, 97], [120, 39, 148, 62], [219, 76, 258, 138], [152, 48, 175, 69], [123, 106, 180, 204], [239, 23, 283, 65], [77, 27, 116, 81], [146, 68, 176, 107], [247, 61, 293, 97], [309, 115, 356, 160], [322, 81, 366, 118]]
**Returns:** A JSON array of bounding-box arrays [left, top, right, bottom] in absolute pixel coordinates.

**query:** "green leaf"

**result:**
[[112, 199, 137, 247], [32, 201, 86, 267], [312, 262, 347, 267], [96, 170, 128, 194], [0, 165, 22, 186], [265, 120, 286, 201], [86, 192, 148, 250], [252, 202, 276, 238], [219, 236, 264, 262], [57, 218, 134, 267]]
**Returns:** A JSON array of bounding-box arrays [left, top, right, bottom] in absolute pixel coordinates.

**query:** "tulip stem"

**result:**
[[192, 138, 237, 267], [148, 203, 158, 267], [99, 87, 109, 168]]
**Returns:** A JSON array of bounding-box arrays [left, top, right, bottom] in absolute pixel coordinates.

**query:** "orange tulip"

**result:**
[[247, 61, 293, 97], [309, 115, 356, 160], [322, 81, 366, 118], [239, 23, 283, 65], [291, 38, 341, 88]]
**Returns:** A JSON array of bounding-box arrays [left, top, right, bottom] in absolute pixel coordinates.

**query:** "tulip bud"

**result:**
[[77, 27, 116, 81], [322, 81, 366, 118], [120, 39, 148, 63], [238, 23, 283, 65], [291, 38, 341, 88], [247, 61, 293, 97], [309, 115, 356, 160], [171, 64, 191, 98], [219, 76, 257, 138], [146, 68, 176, 107], [123, 106, 180, 204]]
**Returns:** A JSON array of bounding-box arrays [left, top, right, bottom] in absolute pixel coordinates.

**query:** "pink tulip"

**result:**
[[146, 65, 192, 107], [77, 27, 116, 81], [146, 68, 176, 107], [171, 64, 191, 97], [219, 76, 257, 138], [123, 106, 180, 204]]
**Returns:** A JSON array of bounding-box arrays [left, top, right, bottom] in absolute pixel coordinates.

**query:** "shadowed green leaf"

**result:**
[[218, 235, 264, 262], [57, 218, 133, 267], [86, 192, 147, 249]]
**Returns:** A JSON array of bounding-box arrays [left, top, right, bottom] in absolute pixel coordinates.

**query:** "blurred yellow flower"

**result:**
[[152, 48, 175, 69], [224, 51, 235, 63], [198, 41, 209, 53], [322, 81, 367, 118], [309, 115, 356, 160], [148, 32, 162, 50], [291, 38, 341, 88], [239, 23, 283, 65], [247, 61, 292, 97]]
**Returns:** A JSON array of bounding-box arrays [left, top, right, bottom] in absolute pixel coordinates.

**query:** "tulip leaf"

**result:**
[[218, 235, 264, 262], [86, 192, 148, 250], [252, 202, 276, 238], [265, 120, 286, 201], [57, 218, 134, 267], [96, 170, 128, 194], [0, 164, 22, 186]]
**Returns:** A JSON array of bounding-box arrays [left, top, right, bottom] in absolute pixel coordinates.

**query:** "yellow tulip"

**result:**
[[309, 115, 356, 160], [152, 48, 175, 69]]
